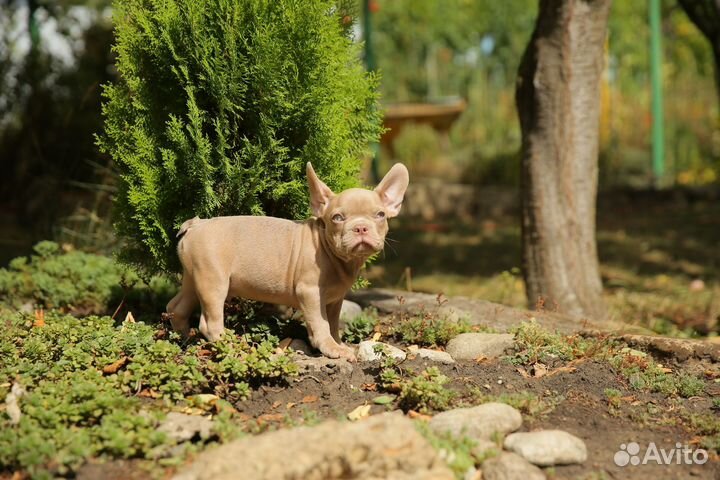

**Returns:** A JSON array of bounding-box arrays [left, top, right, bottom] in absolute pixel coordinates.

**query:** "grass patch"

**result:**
[[397, 366, 456, 413], [507, 320, 609, 365], [0, 309, 296, 477], [470, 390, 563, 418], [683, 411, 720, 452], [376, 349, 456, 413], [341, 308, 378, 344], [415, 421, 495, 479], [610, 352, 706, 398], [0, 241, 175, 318]]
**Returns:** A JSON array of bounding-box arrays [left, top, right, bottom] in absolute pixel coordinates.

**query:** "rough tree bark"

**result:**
[[677, 0, 720, 104], [515, 0, 611, 320]]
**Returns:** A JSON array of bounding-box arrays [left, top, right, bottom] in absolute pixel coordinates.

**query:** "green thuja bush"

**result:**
[[99, 0, 383, 275], [0, 241, 176, 316]]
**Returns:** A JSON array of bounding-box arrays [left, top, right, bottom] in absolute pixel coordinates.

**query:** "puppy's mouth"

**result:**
[[347, 237, 382, 256], [352, 239, 377, 252]]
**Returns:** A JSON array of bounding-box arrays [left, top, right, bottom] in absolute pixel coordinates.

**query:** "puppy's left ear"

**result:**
[[375, 163, 409, 218], [307, 162, 334, 217]]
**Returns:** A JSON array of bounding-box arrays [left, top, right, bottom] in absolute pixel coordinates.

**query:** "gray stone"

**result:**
[[357, 340, 406, 362], [340, 300, 362, 322], [429, 403, 522, 441], [158, 412, 214, 443], [481, 452, 546, 480], [173, 412, 454, 480], [504, 430, 587, 466], [288, 338, 313, 355], [445, 333, 515, 360], [415, 348, 455, 364], [348, 288, 625, 335]]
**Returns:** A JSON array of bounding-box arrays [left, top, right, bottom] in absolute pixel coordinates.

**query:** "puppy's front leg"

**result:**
[[326, 300, 343, 343], [298, 289, 356, 361]]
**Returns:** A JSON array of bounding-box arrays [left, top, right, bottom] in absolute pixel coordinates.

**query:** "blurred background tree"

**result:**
[[371, 0, 718, 187], [0, 0, 115, 260]]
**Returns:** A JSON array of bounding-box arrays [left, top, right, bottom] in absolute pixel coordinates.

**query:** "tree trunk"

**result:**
[[515, 0, 611, 320], [677, 0, 720, 104]]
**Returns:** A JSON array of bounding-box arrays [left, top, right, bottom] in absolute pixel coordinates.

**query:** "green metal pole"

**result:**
[[649, 0, 665, 186], [363, 0, 380, 183], [28, 0, 40, 52]]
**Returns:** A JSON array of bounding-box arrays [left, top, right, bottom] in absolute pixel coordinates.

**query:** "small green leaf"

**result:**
[[373, 395, 395, 405]]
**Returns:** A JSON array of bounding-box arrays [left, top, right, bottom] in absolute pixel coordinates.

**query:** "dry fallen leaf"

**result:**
[[516, 367, 531, 379], [193, 393, 219, 404], [102, 356, 129, 374], [278, 337, 293, 350], [474, 355, 489, 363], [236, 412, 252, 422], [407, 410, 432, 421], [371, 332, 382, 342], [301, 395, 318, 404], [271, 401, 282, 409], [546, 366, 576, 377], [347, 404, 371, 421], [286, 402, 297, 410], [138, 388, 161, 399], [124, 311, 135, 323], [257, 413, 285, 424], [33, 309, 45, 328], [532, 363, 548, 378], [360, 382, 378, 391]]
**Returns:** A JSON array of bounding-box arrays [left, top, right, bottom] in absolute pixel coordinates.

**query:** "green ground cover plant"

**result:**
[[0, 308, 296, 477], [393, 309, 472, 347], [342, 308, 379, 344], [415, 421, 491, 478], [508, 319, 608, 365], [470, 391, 563, 418], [0, 241, 175, 317]]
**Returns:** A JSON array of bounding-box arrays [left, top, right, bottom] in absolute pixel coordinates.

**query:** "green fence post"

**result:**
[[649, 0, 665, 186]]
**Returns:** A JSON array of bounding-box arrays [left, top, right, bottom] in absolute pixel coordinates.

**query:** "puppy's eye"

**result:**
[[375, 211, 386, 220], [332, 213, 345, 222]]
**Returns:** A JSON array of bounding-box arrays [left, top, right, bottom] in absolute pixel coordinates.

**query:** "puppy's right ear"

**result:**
[[306, 162, 334, 217]]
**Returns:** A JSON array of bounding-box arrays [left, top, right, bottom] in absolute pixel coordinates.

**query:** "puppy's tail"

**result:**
[[176, 216, 203, 239]]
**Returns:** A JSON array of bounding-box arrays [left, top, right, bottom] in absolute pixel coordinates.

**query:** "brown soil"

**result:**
[[236, 355, 719, 480]]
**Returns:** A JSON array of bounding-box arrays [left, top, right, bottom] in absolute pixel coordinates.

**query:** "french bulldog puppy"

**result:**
[[166, 162, 409, 361]]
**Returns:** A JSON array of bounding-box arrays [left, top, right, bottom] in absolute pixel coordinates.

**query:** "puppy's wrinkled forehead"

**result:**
[[328, 188, 383, 215]]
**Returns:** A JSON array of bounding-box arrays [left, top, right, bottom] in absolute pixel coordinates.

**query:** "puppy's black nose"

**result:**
[[353, 225, 369, 234]]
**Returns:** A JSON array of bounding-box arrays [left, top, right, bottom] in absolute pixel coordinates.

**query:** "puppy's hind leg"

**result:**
[[166, 273, 198, 337], [196, 275, 229, 342]]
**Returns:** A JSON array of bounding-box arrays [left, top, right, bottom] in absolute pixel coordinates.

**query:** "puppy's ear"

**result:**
[[306, 162, 334, 217], [375, 163, 409, 218]]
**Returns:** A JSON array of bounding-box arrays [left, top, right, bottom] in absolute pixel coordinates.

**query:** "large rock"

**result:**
[[445, 333, 515, 361], [504, 430, 587, 466], [348, 288, 636, 335], [357, 341, 406, 362], [414, 348, 455, 364], [481, 452, 546, 480], [429, 403, 522, 441], [340, 300, 363, 322], [173, 412, 454, 480], [158, 412, 214, 443]]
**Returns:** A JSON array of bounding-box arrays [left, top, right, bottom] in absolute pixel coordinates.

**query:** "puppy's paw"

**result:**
[[320, 342, 357, 362]]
